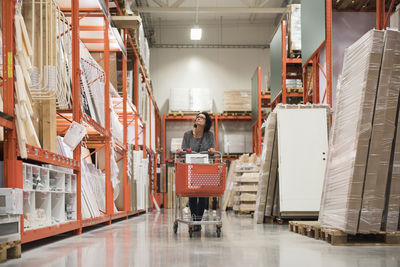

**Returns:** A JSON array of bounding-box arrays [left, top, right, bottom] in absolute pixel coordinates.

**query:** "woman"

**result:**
[[176, 111, 216, 231]]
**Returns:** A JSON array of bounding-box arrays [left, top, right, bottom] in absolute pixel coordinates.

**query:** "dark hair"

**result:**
[[194, 111, 212, 132]]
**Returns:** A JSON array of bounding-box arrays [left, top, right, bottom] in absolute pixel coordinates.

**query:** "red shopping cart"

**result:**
[[173, 150, 226, 237]]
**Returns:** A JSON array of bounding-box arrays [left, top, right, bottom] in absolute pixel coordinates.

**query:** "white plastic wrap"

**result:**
[[288, 4, 301, 52], [191, 88, 212, 112], [169, 88, 190, 112], [359, 30, 400, 233], [319, 30, 385, 234]]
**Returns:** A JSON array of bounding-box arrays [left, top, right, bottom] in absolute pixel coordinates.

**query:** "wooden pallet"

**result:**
[[287, 87, 304, 93], [0, 240, 21, 263], [289, 221, 400, 246], [261, 90, 271, 96], [221, 111, 252, 117], [167, 111, 213, 116]]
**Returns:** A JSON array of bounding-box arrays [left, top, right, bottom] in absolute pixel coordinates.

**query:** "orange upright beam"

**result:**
[[281, 21, 287, 105], [122, 29, 130, 212], [71, 0, 82, 234], [326, 0, 333, 106], [376, 0, 385, 30], [257, 67, 262, 155], [104, 2, 113, 216], [162, 115, 166, 162], [2, 0, 20, 189], [214, 114, 219, 151]]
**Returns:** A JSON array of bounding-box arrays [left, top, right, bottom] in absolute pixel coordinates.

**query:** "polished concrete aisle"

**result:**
[[5, 210, 400, 267]]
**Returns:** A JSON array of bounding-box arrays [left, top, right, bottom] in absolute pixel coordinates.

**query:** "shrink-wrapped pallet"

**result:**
[[223, 90, 251, 112], [319, 30, 385, 234], [288, 4, 301, 53], [359, 30, 400, 233], [169, 88, 190, 112]]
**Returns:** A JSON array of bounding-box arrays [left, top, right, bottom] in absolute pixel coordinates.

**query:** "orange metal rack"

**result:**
[[2, 0, 161, 244]]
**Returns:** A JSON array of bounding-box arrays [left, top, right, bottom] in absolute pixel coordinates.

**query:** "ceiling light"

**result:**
[[190, 27, 202, 40]]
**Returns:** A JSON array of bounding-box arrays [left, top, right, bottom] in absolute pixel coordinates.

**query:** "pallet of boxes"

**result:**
[[0, 188, 23, 263], [231, 154, 260, 215], [290, 29, 400, 245]]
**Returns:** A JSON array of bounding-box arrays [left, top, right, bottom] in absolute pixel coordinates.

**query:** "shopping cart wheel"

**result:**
[[216, 226, 221, 238], [173, 223, 178, 234], [188, 226, 193, 238]]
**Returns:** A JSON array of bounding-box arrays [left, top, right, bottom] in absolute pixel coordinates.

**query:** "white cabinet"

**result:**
[[22, 163, 77, 230]]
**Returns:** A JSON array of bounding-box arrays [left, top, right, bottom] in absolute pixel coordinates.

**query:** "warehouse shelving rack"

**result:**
[[162, 114, 252, 163], [270, 20, 304, 111], [1, 0, 161, 244], [301, 0, 395, 108]]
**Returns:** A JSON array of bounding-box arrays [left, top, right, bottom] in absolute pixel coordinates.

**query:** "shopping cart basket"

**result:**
[[173, 150, 226, 237]]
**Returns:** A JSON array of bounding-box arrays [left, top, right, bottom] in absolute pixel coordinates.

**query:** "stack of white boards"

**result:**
[[169, 88, 212, 113], [254, 104, 330, 224], [320, 29, 400, 234]]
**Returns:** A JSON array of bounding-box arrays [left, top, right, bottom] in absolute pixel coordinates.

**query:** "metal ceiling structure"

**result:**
[[126, 0, 289, 48]]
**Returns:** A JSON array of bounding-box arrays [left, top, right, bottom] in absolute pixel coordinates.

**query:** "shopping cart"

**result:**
[[173, 150, 226, 238]]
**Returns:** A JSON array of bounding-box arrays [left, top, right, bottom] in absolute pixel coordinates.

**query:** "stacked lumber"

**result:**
[[14, 7, 41, 158], [229, 154, 260, 214], [223, 90, 251, 112], [166, 166, 188, 209], [320, 29, 400, 234]]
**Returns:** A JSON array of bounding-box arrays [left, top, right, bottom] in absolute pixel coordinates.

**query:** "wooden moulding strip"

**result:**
[[22, 221, 81, 244]]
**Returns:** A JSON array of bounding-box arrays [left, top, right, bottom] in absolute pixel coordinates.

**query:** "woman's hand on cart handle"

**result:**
[[208, 148, 216, 154], [176, 148, 183, 154]]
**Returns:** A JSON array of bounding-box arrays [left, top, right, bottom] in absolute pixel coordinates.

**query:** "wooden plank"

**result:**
[[255, 113, 277, 223], [265, 132, 279, 216], [222, 161, 237, 210], [39, 98, 57, 153]]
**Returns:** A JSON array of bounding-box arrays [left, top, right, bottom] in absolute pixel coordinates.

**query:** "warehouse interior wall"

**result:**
[[331, 11, 376, 105], [150, 48, 269, 115]]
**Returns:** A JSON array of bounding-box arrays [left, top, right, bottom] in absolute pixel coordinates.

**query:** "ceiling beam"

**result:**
[[151, 43, 270, 49], [132, 7, 288, 14]]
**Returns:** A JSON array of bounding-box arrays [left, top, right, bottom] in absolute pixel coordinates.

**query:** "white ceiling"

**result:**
[[128, 0, 289, 45]]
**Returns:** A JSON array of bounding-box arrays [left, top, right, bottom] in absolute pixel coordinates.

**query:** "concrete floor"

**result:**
[[4, 210, 400, 267]]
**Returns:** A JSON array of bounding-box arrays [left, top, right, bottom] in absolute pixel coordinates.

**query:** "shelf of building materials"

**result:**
[[20, 145, 80, 171], [1, 0, 162, 245]]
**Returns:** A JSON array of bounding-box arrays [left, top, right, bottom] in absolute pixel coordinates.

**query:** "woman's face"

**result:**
[[195, 113, 206, 128]]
